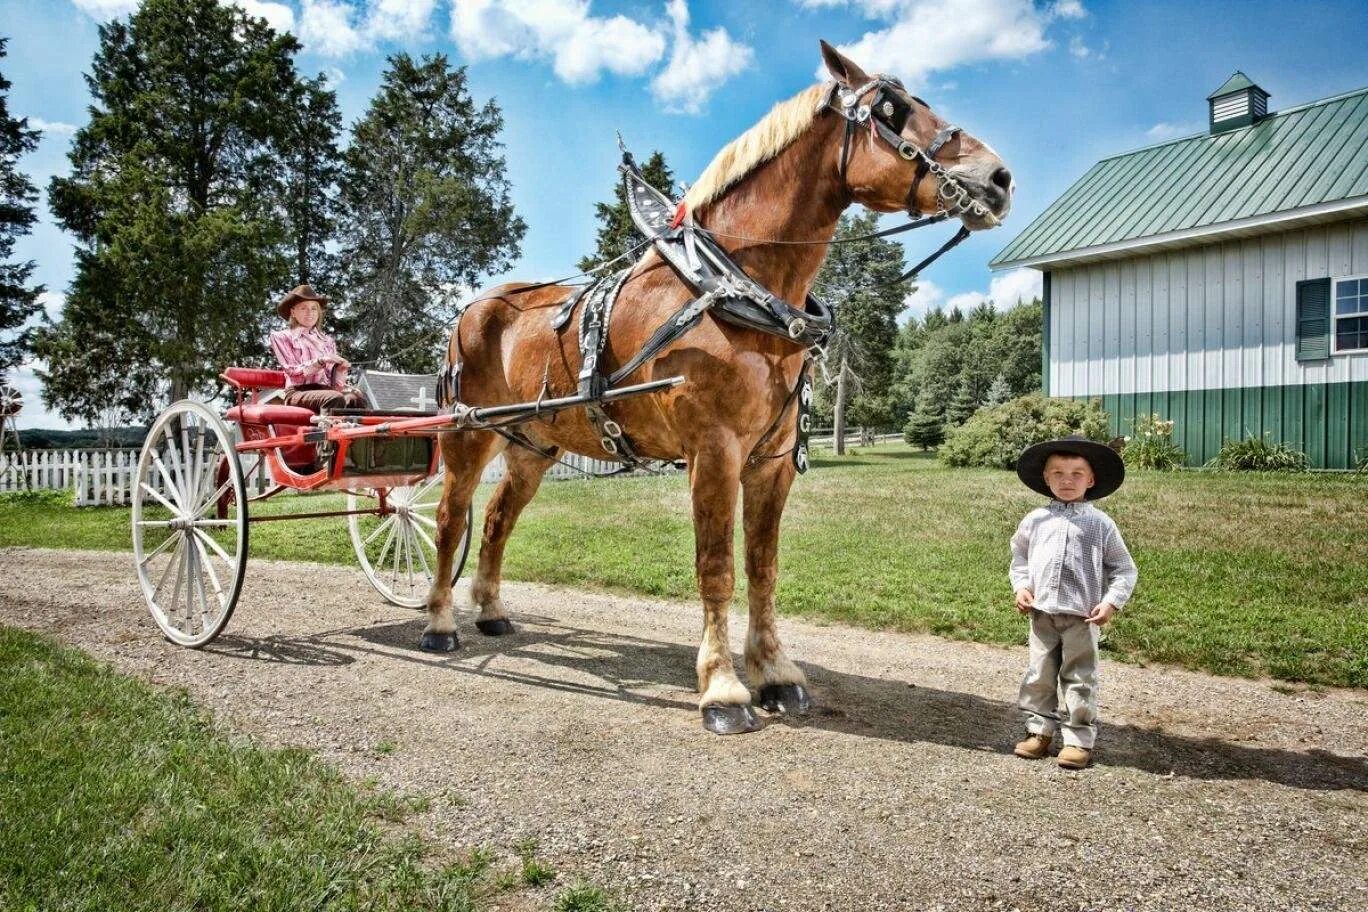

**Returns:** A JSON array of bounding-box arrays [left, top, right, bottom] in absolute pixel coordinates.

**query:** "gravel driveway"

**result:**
[[2, 546, 1365, 912]]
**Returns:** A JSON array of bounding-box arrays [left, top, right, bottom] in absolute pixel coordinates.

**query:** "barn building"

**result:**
[[991, 73, 1368, 468]]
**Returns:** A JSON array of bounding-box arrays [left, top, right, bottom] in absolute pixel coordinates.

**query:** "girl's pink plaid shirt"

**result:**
[[269, 327, 343, 389]]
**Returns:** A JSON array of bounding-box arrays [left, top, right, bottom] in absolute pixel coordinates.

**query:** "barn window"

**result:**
[[1334, 276, 1368, 353]]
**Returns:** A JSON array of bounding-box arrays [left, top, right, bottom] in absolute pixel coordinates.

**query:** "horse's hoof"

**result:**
[[757, 683, 813, 716], [420, 632, 458, 652], [701, 703, 763, 735], [475, 618, 515, 636]]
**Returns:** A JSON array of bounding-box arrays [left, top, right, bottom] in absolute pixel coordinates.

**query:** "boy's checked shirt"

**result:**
[[1009, 500, 1138, 617]]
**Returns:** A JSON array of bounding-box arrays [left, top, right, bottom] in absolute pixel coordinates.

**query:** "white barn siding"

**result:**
[[1049, 218, 1368, 396]]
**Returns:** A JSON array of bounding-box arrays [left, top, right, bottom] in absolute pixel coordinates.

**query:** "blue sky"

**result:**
[[3, 0, 1366, 428]]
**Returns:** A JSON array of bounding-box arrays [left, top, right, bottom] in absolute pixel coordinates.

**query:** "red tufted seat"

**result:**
[[224, 404, 316, 426], [222, 367, 288, 389], [225, 403, 317, 469]]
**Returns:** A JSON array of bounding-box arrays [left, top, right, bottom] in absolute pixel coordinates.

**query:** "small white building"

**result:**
[[992, 73, 1368, 468]]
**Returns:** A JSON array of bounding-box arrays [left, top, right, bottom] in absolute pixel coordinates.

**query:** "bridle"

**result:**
[[819, 76, 1001, 285], [822, 75, 998, 225]]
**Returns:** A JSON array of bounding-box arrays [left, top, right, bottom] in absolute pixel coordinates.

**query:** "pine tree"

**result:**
[[0, 37, 43, 382], [812, 210, 906, 452], [279, 74, 342, 287], [39, 0, 318, 412], [334, 53, 525, 371], [578, 150, 675, 272], [903, 389, 945, 450], [945, 379, 980, 426], [984, 372, 1012, 407]]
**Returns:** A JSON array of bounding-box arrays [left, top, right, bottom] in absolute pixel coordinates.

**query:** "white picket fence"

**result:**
[[0, 446, 665, 507]]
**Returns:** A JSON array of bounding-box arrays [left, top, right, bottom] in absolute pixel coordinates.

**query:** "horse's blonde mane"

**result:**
[[683, 83, 828, 212]]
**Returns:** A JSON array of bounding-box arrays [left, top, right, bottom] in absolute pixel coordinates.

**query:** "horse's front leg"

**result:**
[[741, 454, 811, 715], [690, 439, 761, 735], [422, 430, 502, 652]]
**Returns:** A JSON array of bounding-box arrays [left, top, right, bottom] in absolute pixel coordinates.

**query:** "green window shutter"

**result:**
[[1295, 278, 1331, 362]]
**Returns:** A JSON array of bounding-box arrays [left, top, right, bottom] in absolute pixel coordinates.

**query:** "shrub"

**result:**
[[939, 394, 1110, 469], [1123, 413, 1186, 470], [1208, 434, 1308, 472]]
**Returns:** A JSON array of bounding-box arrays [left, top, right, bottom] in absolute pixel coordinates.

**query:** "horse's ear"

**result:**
[[820, 40, 870, 88]]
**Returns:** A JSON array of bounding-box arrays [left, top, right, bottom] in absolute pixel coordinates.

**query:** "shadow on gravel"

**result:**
[[221, 615, 1368, 794]]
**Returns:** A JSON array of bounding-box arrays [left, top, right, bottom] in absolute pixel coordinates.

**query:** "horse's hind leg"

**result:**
[[740, 455, 811, 715], [469, 442, 558, 635], [421, 429, 504, 652]]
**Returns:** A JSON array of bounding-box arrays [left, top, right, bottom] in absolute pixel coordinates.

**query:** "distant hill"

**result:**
[[12, 427, 149, 450]]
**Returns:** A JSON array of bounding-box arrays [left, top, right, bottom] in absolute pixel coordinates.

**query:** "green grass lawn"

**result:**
[[0, 625, 625, 912], [3, 445, 1365, 687]]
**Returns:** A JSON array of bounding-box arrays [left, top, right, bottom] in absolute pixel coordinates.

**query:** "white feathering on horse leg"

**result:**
[[745, 626, 807, 688], [697, 620, 752, 706], [469, 574, 508, 621], [424, 593, 458, 635]]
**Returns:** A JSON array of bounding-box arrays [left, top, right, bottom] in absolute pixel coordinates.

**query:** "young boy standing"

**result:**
[[1009, 435, 1137, 769]]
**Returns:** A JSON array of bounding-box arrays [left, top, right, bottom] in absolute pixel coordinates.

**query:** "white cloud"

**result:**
[[951, 267, 1043, 312], [813, 0, 1077, 90], [6, 364, 79, 431], [37, 292, 67, 322], [237, 0, 297, 33], [1146, 121, 1198, 141], [70, 0, 138, 19], [449, 0, 666, 85], [300, 0, 369, 57], [28, 118, 77, 136], [366, 0, 437, 41], [650, 0, 753, 114], [900, 277, 944, 319], [1051, 0, 1087, 19]]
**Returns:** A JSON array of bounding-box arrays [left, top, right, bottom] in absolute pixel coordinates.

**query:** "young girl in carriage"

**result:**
[[268, 284, 366, 412]]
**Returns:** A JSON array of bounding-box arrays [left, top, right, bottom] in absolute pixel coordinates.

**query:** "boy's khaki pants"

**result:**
[[1019, 609, 1099, 749]]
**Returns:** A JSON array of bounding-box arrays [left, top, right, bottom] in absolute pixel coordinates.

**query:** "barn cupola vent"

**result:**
[[1207, 72, 1270, 134]]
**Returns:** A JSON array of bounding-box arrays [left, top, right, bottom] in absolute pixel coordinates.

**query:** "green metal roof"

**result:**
[[991, 85, 1368, 269], [1207, 71, 1257, 99]]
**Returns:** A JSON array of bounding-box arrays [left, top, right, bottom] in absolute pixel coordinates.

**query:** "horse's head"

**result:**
[[819, 41, 1012, 231]]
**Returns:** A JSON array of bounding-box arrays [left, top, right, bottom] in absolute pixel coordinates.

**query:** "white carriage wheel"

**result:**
[[347, 474, 472, 609], [131, 400, 248, 647]]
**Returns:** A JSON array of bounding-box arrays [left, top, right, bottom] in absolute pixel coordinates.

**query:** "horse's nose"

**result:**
[[989, 166, 1013, 193]]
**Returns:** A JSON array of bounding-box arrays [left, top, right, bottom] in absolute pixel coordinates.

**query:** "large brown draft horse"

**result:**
[[423, 42, 1012, 735]]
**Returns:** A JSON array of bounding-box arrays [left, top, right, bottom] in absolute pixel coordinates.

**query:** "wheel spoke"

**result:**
[[191, 423, 213, 508], [375, 519, 399, 574], [410, 512, 438, 530], [151, 453, 186, 510], [180, 421, 196, 509], [139, 531, 179, 565], [163, 429, 189, 508], [403, 521, 416, 593], [410, 521, 434, 582], [152, 536, 185, 600], [411, 520, 438, 556], [169, 538, 189, 629], [193, 526, 235, 569], [192, 477, 234, 519], [363, 515, 397, 547], [140, 482, 183, 517], [192, 534, 227, 612]]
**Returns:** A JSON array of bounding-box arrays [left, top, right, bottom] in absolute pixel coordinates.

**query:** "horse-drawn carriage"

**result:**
[[131, 366, 680, 647]]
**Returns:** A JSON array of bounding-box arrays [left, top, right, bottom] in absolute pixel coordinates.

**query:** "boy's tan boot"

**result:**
[[1057, 746, 1092, 769], [1013, 733, 1052, 759]]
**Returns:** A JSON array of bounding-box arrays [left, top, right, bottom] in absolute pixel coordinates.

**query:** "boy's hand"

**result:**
[[1014, 588, 1035, 614], [1087, 602, 1117, 625]]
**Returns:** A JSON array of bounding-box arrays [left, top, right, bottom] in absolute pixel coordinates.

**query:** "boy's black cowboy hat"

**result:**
[[1016, 434, 1125, 501], [276, 284, 329, 319]]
